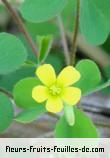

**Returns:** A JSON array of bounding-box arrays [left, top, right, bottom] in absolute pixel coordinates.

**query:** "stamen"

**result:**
[[49, 85, 61, 96]]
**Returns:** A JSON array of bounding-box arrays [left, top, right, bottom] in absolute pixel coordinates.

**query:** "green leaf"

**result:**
[[80, 0, 109, 45], [87, 79, 110, 95], [0, 33, 27, 74], [0, 67, 35, 92], [92, 0, 110, 24], [0, 93, 14, 133], [62, 0, 76, 31], [37, 35, 53, 62], [20, 0, 68, 23], [13, 77, 45, 110], [75, 59, 101, 96], [55, 108, 98, 138], [100, 65, 110, 94], [15, 107, 46, 123]]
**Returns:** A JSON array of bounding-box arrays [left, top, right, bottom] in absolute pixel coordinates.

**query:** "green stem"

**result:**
[[64, 104, 75, 126], [57, 15, 70, 65], [0, 88, 13, 99]]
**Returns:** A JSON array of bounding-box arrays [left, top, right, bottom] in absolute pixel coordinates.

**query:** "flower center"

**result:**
[[49, 85, 61, 96]]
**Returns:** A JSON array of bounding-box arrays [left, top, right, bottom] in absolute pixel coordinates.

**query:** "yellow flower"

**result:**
[[32, 64, 81, 113]]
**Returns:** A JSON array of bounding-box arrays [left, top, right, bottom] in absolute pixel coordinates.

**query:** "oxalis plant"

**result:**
[[0, 0, 110, 138]]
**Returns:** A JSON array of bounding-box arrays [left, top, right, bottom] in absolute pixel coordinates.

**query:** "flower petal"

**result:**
[[46, 97, 63, 113], [62, 87, 81, 106], [57, 66, 81, 86], [36, 64, 56, 86], [32, 85, 48, 103]]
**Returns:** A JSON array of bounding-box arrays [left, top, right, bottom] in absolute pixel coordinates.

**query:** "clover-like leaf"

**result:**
[[20, 0, 68, 22], [80, 0, 109, 45], [75, 59, 101, 96], [13, 77, 45, 111], [55, 108, 98, 138], [92, 0, 110, 24], [0, 33, 27, 74], [0, 93, 14, 133], [15, 107, 46, 123]]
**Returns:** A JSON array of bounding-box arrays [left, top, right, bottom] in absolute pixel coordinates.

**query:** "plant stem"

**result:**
[[70, 0, 80, 65], [57, 15, 70, 65], [1, 0, 38, 57], [0, 88, 13, 99]]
